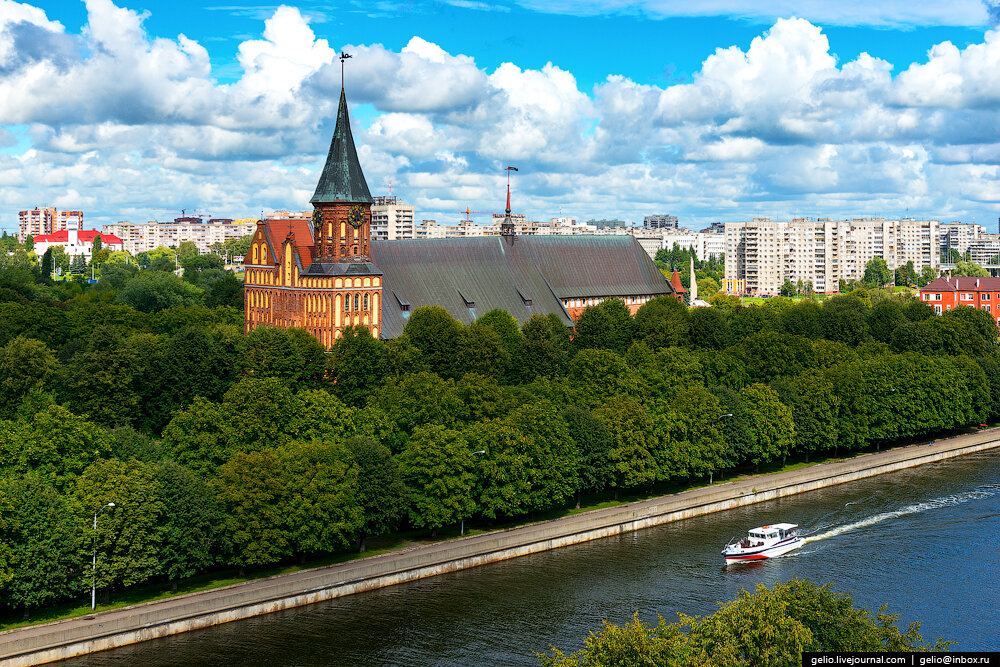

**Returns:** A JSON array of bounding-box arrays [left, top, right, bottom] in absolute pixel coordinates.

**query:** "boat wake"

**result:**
[[803, 485, 1000, 544]]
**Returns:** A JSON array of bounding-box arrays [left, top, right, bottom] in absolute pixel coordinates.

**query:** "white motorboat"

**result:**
[[722, 523, 802, 565]]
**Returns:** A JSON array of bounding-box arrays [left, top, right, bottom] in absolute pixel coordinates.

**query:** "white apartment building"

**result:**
[[632, 228, 725, 262], [940, 222, 984, 256], [968, 235, 1000, 264], [725, 217, 940, 295], [370, 197, 415, 241], [19, 207, 83, 242], [102, 218, 257, 255]]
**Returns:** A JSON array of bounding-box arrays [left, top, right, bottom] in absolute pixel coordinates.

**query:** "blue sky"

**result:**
[[3, 0, 1000, 232]]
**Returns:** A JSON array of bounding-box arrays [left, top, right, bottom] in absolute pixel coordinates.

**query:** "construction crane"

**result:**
[[460, 208, 495, 222]]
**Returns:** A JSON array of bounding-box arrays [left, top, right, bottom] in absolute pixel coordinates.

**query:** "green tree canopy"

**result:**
[[397, 424, 477, 533], [404, 305, 464, 379], [863, 257, 893, 288]]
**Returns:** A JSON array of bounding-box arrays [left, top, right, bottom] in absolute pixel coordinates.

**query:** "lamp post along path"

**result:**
[[92, 502, 115, 611]]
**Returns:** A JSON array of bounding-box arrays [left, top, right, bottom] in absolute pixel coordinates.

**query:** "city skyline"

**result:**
[[3, 0, 1000, 232]]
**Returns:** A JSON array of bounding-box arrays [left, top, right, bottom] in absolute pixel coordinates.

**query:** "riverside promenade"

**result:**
[[3, 428, 1000, 666]]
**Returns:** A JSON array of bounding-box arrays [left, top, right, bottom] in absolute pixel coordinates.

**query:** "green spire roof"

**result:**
[[310, 88, 373, 205]]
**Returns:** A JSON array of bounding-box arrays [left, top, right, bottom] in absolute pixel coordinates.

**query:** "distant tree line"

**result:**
[[1, 243, 999, 621]]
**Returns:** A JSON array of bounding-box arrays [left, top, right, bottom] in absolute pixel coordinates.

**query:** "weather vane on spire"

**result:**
[[340, 52, 352, 90], [502, 165, 518, 238]]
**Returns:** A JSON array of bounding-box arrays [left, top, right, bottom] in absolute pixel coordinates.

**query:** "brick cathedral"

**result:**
[[245, 82, 677, 347], [244, 86, 383, 346]]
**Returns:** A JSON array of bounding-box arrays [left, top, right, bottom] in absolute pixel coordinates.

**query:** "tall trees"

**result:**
[[404, 305, 464, 379], [862, 257, 892, 288], [576, 298, 637, 353], [215, 442, 362, 569], [344, 437, 408, 551], [73, 459, 165, 602], [329, 325, 387, 407], [472, 401, 578, 519], [397, 425, 477, 534], [0, 336, 57, 420], [0, 475, 84, 617], [153, 461, 224, 588]]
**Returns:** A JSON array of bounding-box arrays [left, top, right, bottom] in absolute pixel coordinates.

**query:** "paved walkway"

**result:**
[[2, 428, 998, 665]]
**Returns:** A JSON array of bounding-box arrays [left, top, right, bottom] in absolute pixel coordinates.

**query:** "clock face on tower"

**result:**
[[348, 204, 365, 229], [311, 208, 323, 234]]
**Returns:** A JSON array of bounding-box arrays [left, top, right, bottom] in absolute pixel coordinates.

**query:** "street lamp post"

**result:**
[[91, 502, 115, 611], [461, 451, 486, 536]]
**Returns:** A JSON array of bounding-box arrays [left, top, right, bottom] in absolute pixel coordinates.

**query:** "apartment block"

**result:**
[[370, 196, 415, 241], [940, 222, 984, 256], [102, 217, 256, 255], [643, 214, 679, 229], [725, 217, 940, 295], [19, 207, 83, 242]]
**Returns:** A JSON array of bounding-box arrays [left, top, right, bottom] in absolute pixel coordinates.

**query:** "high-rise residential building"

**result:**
[[940, 222, 984, 257], [967, 235, 1000, 264], [102, 217, 256, 255], [725, 217, 940, 295], [370, 196, 415, 241], [644, 214, 679, 229], [19, 207, 83, 242]]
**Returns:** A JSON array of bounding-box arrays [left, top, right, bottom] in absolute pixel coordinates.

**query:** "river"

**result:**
[[62, 450, 1000, 665]]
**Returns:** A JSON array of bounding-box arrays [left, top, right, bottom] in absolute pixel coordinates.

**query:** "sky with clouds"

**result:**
[[3, 0, 1000, 232]]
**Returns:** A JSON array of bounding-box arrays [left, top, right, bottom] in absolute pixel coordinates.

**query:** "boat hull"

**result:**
[[722, 537, 803, 564]]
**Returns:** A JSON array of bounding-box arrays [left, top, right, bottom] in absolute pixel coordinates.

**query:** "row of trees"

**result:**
[[2, 249, 999, 619]]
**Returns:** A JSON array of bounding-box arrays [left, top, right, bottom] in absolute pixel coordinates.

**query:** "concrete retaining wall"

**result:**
[[3, 431, 999, 666]]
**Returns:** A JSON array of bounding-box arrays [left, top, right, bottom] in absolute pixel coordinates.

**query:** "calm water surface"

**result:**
[[64, 451, 1000, 665]]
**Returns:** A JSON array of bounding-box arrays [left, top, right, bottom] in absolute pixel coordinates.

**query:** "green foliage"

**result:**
[[404, 305, 464, 378], [117, 271, 203, 312], [397, 425, 477, 532], [344, 437, 408, 549], [73, 459, 165, 596], [596, 396, 657, 492], [0, 405, 111, 490], [203, 272, 244, 309], [521, 313, 571, 380], [689, 307, 730, 349], [540, 579, 949, 666], [153, 460, 224, 583], [329, 325, 387, 407], [473, 401, 578, 519], [820, 295, 870, 346], [215, 441, 362, 567], [0, 475, 84, 613], [863, 257, 893, 288], [0, 336, 57, 420], [740, 383, 795, 467], [952, 260, 989, 277], [634, 296, 689, 349], [243, 326, 327, 387], [562, 406, 613, 501], [576, 298, 638, 354]]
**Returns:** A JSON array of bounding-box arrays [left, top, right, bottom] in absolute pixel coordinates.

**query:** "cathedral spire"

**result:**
[[311, 70, 372, 205], [501, 166, 518, 238]]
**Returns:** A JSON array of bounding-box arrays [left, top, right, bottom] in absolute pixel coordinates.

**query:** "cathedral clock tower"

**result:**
[[243, 56, 383, 346], [310, 86, 374, 261]]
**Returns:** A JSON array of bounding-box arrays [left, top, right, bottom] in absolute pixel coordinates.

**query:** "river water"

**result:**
[[64, 450, 1000, 665]]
